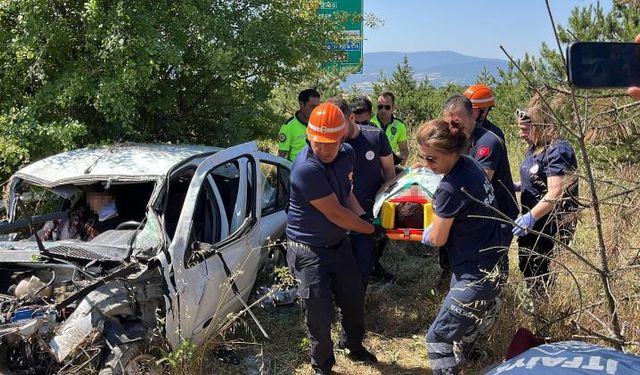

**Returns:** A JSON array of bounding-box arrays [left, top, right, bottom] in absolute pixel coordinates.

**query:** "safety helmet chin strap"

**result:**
[[476, 107, 492, 126], [482, 106, 492, 119]]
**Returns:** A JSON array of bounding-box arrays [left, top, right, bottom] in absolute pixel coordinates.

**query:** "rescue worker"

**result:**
[[512, 103, 579, 295], [416, 119, 505, 374], [435, 95, 515, 291], [370, 91, 410, 165], [350, 96, 397, 283], [444, 94, 518, 260], [463, 84, 505, 141], [277, 88, 321, 161], [327, 96, 395, 289], [286, 102, 378, 374]]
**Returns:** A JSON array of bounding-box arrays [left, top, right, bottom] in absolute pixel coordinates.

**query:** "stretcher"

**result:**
[[372, 167, 442, 241]]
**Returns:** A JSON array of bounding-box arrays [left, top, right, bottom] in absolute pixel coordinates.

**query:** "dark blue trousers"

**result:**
[[348, 232, 376, 290], [425, 271, 504, 375], [287, 237, 365, 375]]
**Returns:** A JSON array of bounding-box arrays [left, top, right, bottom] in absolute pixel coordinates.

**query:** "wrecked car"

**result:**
[[0, 142, 291, 373]]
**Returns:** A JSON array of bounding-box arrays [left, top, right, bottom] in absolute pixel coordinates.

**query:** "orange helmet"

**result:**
[[306, 102, 346, 143], [464, 84, 495, 109]]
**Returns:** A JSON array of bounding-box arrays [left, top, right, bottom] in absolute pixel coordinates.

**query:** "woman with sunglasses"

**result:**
[[416, 119, 506, 374], [513, 104, 579, 296]]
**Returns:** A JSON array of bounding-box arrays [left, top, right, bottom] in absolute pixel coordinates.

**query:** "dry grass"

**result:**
[[153, 213, 640, 373], [179, 135, 640, 375]]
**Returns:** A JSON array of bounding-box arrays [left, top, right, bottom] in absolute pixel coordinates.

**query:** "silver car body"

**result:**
[[0, 141, 291, 367]]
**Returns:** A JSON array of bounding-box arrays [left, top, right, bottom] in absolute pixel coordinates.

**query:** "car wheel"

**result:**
[[270, 241, 287, 268], [98, 342, 163, 375]]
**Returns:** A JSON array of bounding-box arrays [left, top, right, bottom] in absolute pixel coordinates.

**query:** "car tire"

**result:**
[[270, 241, 287, 268], [98, 342, 163, 375]]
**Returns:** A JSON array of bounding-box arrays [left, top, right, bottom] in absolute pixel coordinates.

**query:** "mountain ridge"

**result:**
[[344, 50, 510, 90]]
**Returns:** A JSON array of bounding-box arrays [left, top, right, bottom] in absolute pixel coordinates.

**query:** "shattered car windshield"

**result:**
[[2, 181, 159, 256]]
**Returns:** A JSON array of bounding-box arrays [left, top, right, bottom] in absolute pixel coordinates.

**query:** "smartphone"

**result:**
[[567, 42, 640, 88]]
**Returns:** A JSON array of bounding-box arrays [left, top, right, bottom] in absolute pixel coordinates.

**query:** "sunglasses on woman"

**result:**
[[377, 104, 392, 110], [515, 108, 531, 123], [417, 154, 435, 162]]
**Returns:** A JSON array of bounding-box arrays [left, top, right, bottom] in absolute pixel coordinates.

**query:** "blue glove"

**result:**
[[421, 224, 435, 246], [512, 212, 537, 237]]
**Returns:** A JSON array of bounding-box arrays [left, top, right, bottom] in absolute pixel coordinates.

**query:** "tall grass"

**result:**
[[177, 122, 640, 374]]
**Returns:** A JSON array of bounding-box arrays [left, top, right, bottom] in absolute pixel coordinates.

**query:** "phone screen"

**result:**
[[568, 42, 640, 88]]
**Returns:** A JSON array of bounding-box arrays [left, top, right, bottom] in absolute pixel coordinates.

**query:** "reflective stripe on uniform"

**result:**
[[426, 342, 454, 354], [429, 356, 457, 370]]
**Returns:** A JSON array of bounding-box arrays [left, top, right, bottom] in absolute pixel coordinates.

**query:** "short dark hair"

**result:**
[[298, 89, 321, 105], [350, 96, 372, 114], [379, 91, 396, 104], [326, 96, 351, 117], [443, 94, 473, 117]]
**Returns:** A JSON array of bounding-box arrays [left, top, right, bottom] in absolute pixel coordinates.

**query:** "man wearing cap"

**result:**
[[277, 88, 321, 161], [286, 102, 379, 375], [370, 91, 410, 165]]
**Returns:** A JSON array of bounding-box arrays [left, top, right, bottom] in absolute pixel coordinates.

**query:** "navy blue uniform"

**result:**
[[471, 125, 518, 252], [287, 144, 355, 247], [286, 143, 366, 375], [438, 126, 515, 276], [345, 126, 392, 289], [518, 139, 578, 291], [426, 156, 506, 375], [482, 119, 505, 143], [433, 155, 504, 279], [347, 126, 392, 214]]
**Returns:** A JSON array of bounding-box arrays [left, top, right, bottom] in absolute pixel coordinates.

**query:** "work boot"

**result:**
[[346, 347, 378, 364]]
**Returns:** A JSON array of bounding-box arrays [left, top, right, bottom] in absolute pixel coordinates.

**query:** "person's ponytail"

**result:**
[[416, 119, 469, 155]]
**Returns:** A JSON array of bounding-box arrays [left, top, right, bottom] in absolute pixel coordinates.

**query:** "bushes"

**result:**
[[0, 109, 86, 181]]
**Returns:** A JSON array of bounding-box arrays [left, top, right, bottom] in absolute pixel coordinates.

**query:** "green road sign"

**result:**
[[319, 0, 363, 73]]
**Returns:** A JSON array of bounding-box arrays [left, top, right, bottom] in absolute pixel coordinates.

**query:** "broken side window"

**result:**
[[260, 162, 290, 216]]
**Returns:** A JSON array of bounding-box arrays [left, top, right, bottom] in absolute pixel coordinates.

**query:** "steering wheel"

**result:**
[[116, 220, 144, 230]]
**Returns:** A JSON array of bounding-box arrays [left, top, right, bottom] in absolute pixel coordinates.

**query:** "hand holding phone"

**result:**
[[567, 41, 640, 88], [628, 34, 640, 99]]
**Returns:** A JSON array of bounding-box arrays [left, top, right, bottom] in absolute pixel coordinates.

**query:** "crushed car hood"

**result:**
[[0, 230, 138, 264]]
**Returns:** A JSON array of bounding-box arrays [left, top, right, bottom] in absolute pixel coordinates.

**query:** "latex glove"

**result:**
[[421, 224, 435, 246], [512, 212, 537, 237]]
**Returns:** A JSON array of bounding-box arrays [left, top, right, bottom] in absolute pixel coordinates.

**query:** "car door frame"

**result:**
[[162, 141, 261, 347]]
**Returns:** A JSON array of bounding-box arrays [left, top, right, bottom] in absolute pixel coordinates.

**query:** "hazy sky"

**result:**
[[364, 0, 612, 59]]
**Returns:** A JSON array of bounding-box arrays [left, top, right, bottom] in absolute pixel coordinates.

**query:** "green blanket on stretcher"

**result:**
[[372, 167, 442, 219]]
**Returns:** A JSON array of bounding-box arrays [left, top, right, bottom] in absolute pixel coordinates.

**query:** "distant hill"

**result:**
[[343, 51, 510, 91]]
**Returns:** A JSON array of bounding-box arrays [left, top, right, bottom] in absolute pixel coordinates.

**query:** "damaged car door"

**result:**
[[163, 142, 264, 347]]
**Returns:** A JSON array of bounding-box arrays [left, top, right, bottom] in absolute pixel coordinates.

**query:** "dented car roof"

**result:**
[[13, 143, 221, 186]]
